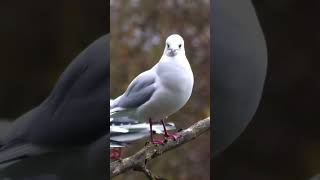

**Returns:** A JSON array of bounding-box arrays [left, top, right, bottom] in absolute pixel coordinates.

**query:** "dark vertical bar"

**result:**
[[106, 0, 111, 178]]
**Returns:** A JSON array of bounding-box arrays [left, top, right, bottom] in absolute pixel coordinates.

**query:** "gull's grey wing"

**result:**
[[112, 70, 156, 109], [212, 0, 267, 156]]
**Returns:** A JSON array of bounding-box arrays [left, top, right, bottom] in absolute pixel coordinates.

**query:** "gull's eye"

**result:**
[[179, 44, 182, 48], [167, 43, 170, 48]]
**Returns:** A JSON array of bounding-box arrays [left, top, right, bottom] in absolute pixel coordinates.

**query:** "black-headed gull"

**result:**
[[110, 34, 194, 144]]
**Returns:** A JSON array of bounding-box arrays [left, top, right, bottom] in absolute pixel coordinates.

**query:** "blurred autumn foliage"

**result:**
[[110, 0, 210, 179]]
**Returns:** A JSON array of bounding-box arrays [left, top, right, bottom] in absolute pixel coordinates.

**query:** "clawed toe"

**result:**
[[150, 139, 165, 145], [165, 133, 180, 141]]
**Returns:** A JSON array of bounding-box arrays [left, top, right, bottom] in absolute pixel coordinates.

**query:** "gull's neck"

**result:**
[[155, 52, 192, 75], [159, 52, 188, 65]]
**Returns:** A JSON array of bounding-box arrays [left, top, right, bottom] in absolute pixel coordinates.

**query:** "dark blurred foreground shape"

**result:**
[[0, 35, 108, 180], [212, 0, 267, 155], [0, 1, 108, 179], [0, 36, 109, 180], [214, 0, 320, 179]]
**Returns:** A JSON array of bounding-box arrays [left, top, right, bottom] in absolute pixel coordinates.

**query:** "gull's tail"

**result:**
[[110, 141, 128, 148], [109, 99, 126, 121], [110, 107, 127, 117], [110, 116, 176, 147], [109, 98, 135, 121]]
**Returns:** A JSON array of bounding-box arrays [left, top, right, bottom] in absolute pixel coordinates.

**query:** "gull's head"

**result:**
[[164, 34, 185, 57]]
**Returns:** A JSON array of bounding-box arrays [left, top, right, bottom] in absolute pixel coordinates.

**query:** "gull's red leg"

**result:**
[[110, 148, 121, 160], [149, 118, 164, 145], [161, 119, 180, 141]]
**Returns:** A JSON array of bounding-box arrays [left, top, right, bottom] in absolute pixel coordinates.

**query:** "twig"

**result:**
[[110, 117, 210, 178], [133, 165, 165, 180]]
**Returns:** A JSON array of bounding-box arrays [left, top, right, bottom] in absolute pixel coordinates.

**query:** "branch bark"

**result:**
[[110, 117, 210, 178]]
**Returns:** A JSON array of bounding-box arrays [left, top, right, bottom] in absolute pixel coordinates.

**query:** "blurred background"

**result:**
[[110, 0, 210, 179], [214, 0, 320, 179], [0, 1, 107, 120]]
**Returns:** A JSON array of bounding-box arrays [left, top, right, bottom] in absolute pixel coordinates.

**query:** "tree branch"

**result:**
[[110, 117, 210, 178]]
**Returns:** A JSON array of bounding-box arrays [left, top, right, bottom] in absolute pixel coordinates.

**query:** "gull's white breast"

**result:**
[[137, 55, 194, 121]]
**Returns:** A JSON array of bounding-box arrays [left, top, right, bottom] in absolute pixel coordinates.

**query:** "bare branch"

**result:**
[[110, 117, 210, 178]]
